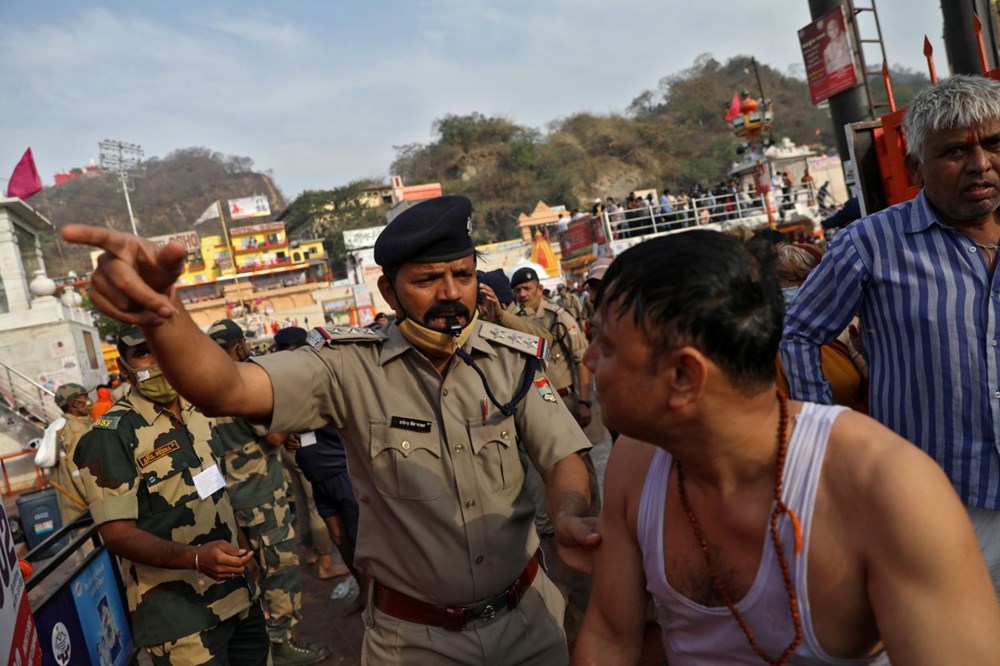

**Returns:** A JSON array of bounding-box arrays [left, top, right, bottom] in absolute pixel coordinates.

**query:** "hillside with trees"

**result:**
[[35, 54, 930, 275]]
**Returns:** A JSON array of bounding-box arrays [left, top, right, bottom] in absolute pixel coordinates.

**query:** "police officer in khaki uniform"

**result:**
[[50, 383, 93, 520], [73, 325, 267, 665], [509, 267, 593, 427], [64, 195, 600, 666], [208, 318, 331, 666]]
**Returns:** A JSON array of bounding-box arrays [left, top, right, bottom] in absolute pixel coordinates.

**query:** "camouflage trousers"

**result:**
[[147, 603, 269, 665], [234, 495, 301, 644]]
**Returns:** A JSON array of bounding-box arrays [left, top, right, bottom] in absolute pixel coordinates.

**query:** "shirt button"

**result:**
[[455, 444, 464, 453], [970, 246, 977, 253], [401, 441, 411, 450], [993, 340, 998, 347], [442, 388, 449, 396], [475, 555, 484, 564], [995, 391, 1000, 399], [500, 431, 509, 439], [465, 499, 476, 509]]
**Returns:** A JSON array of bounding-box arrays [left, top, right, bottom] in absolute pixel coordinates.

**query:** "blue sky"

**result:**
[[1, 1, 950, 201]]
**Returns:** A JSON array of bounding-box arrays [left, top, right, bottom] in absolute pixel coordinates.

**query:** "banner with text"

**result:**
[[799, 5, 859, 104], [228, 196, 271, 220]]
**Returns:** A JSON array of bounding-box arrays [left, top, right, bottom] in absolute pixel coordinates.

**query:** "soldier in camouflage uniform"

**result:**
[[207, 319, 330, 666], [73, 324, 268, 665], [50, 383, 93, 521]]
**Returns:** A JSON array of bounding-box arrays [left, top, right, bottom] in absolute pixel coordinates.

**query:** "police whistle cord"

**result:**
[[455, 348, 538, 417], [550, 320, 579, 394]]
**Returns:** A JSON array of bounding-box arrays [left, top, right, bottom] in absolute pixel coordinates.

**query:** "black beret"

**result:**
[[374, 196, 475, 269], [477, 269, 514, 306], [274, 326, 308, 350], [510, 267, 540, 287]]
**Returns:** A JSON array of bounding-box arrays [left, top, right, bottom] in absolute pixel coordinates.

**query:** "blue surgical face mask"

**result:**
[[781, 286, 800, 304]]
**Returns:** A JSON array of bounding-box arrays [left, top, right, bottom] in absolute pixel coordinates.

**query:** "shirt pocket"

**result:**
[[368, 420, 443, 500], [137, 446, 200, 514], [467, 416, 522, 492]]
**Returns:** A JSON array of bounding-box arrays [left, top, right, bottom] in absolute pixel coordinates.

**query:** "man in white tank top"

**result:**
[[572, 232, 1000, 665]]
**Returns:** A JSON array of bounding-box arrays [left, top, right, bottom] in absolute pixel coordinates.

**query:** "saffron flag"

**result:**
[[193, 202, 219, 226], [723, 92, 741, 122], [6, 148, 42, 200]]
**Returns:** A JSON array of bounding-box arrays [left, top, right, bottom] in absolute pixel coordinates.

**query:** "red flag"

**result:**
[[723, 92, 741, 121], [7, 148, 42, 199]]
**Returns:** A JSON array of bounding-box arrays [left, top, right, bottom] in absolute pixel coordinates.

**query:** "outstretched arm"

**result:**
[[572, 438, 652, 665], [61, 224, 273, 419]]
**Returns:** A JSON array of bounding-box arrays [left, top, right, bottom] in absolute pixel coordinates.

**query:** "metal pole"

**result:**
[[122, 173, 138, 235]]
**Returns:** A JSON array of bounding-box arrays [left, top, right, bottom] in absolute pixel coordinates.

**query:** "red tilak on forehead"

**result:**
[[967, 130, 977, 145]]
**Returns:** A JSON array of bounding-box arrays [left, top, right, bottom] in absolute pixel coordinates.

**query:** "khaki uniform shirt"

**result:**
[[214, 416, 285, 510], [253, 321, 590, 607], [74, 393, 252, 646], [508, 301, 586, 392], [53, 412, 91, 519]]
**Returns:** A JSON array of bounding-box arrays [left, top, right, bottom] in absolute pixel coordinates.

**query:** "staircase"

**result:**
[[0, 360, 60, 443]]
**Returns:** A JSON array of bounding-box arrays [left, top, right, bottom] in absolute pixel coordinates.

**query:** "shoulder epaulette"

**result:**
[[542, 301, 567, 316], [478, 323, 548, 359], [307, 326, 388, 349], [92, 413, 123, 430]]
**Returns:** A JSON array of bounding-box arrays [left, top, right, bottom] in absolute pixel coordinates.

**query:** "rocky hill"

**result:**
[[32, 147, 285, 276]]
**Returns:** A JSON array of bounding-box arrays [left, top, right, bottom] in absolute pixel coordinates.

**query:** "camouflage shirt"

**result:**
[[74, 392, 252, 646], [214, 416, 285, 509]]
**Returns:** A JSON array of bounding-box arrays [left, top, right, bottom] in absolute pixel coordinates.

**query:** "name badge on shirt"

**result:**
[[390, 416, 433, 433], [299, 431, 317, 448], [193, 463, 226, 500]]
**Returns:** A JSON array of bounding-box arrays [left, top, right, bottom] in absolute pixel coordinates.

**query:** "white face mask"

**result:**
[[781, 286, 800, 305]]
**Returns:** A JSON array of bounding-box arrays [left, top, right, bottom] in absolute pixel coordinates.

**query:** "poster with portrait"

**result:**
[[798, 5, 859, 104], [69, 549, 132, 666]]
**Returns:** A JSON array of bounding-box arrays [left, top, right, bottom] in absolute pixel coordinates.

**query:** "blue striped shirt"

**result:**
[[780, 191, 1000, 509]]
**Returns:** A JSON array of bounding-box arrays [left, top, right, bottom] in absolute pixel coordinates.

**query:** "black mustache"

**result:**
[[423, 303, 471, 323]]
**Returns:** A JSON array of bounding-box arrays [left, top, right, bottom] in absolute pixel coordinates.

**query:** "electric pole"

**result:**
[[99, 139, 145, 235]]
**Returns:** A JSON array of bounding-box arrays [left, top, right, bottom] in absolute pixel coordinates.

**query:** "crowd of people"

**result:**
[[36, 72, 1000, 665]]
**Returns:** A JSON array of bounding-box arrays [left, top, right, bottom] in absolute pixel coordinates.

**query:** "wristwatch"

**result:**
[[577, 400, 592, 408]]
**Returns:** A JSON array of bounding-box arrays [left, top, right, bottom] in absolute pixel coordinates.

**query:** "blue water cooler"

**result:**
[[16, 487, 67, 558]]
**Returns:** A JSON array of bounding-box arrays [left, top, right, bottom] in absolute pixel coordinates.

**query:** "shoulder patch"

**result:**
[[307, 326, 387, 349], [478, 323, 549, 359], [92, 414, 122, 430]]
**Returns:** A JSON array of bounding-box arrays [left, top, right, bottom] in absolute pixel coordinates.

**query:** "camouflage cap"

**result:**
[[54, 383, 87, 409], [116, 323, 145, 348], [207, 319, 246, 345]]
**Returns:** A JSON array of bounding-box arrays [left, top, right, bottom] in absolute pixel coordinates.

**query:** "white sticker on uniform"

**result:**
[[193, 463, 226, 500], [299, 431, 317, 448]]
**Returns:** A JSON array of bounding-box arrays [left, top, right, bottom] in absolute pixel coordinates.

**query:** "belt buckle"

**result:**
[[464, 591, 508, 629], [478, 602, 499, 623]]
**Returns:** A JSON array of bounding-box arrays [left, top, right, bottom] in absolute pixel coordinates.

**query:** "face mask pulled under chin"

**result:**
[[397, 310, 479, 357], [121, 358, 178, 404]]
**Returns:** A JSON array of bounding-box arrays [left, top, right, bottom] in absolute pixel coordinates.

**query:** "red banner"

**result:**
[[799, 6, 859, 104]]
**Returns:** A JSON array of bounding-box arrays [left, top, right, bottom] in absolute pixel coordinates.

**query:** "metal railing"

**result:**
[[0, 359, 61, 429], [599, 183, 825, 248]]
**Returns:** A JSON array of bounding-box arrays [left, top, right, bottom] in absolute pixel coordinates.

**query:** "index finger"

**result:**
[[61, 223, 134, 253]]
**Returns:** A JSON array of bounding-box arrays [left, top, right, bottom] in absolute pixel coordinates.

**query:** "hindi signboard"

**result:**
[[343, 226, 387, 251], [798, 6, 859, 104], [147, 230, 201, 252]]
